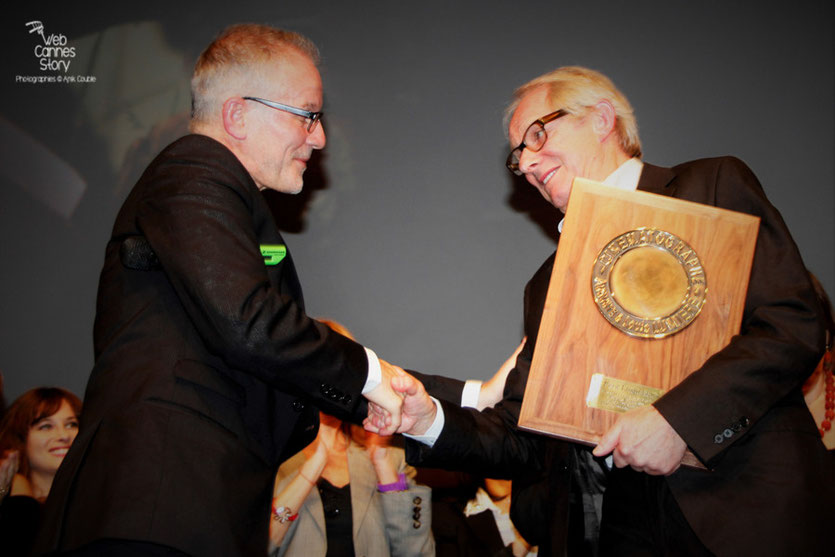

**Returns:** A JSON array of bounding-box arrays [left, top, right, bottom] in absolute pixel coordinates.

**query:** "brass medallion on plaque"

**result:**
[[517, 179, 759, 468], [591, 228, 707, 339]]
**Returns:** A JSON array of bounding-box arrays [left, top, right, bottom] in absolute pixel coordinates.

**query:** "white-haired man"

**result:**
[[38, 24, 408, 557], [392, 67, 832, 556]]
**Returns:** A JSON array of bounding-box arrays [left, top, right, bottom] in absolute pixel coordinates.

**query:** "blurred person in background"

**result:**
[[803, 274, 835, 453], [0, 387, 81, 556], [432, 474, 537, 557], [269, 320, 434, 557]]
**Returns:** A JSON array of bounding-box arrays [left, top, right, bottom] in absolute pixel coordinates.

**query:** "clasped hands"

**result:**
[[362, 360, 436, 437]]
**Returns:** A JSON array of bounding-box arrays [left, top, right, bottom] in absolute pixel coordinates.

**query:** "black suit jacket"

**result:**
[[409, 157, 833, 556], [38, 135, 372, 556]]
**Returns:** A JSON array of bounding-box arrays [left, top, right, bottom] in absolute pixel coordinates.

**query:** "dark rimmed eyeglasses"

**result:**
[[243, 96, 323, 132], [505, 109, 568, 175]]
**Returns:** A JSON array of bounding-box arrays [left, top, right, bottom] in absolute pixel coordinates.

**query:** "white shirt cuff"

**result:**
[[403, 396, 444, 448], [461, 380, 482, 408], [361, 347, 381, 394]]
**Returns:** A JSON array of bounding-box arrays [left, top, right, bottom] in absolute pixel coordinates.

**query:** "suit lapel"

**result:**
[[253, 192, 306, 310], [301, 472, 328, 545], [348, 444, 377, 540]]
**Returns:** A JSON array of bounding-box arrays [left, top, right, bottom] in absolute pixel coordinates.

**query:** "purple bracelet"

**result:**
[[377, 472, 408, 492]]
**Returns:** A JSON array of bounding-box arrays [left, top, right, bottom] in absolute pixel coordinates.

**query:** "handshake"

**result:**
[[360, 348, 689, 476], [362, 360, 437, 437], [359, 340, 524, 439]]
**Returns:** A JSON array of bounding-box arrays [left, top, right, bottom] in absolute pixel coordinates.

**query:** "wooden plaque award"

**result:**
[[517, 179, 759, 467]]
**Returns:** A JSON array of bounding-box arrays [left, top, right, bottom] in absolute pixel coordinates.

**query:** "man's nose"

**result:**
[[517, 147, 538, 176], [308, 123, 326, 149]]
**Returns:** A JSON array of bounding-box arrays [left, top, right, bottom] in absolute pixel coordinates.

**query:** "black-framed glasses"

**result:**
[[243, 96, 323, 132], [505, 109, 568, 175]]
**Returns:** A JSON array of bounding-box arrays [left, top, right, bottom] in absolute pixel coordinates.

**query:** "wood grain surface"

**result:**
[[518, 179, 759, 468]]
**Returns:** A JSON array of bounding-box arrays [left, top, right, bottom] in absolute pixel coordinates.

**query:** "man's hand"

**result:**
[[363, 359, 408, 436], [393, 372, 437, 435], [592, 405, 687, 475], [364, 370, 437, 436]]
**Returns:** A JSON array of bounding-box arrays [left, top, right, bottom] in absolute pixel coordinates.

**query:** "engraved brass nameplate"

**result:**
[[591, 228, 707, 338], [586, 373, 664, 413]]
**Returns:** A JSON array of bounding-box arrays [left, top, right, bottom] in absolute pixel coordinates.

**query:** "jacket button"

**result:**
[[714, 434, 724, 444], [412, 520, 421, 529], [723, 428, 733, 438], [413, 496, 422, 505], [291, 400, 305, 412], [740, 416, 750, 427]]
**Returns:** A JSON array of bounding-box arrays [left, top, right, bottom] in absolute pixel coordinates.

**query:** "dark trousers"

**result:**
[[598, 467, 714, 557]]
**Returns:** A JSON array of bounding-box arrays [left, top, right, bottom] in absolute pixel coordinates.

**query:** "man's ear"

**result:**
[[592, 99, 617, 141], [222, 97, 247, 140]]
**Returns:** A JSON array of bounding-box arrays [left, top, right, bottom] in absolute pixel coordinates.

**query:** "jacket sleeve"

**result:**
[[381, 451, 435, 557], [410, 370, 466, 404], [405, 255, 557, 477]]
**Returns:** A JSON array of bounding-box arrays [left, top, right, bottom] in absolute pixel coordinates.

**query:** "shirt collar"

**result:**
[[603, 157, 643, 191]]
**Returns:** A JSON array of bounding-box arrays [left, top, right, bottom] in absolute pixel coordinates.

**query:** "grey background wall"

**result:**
[[2, 1, 833, 402]]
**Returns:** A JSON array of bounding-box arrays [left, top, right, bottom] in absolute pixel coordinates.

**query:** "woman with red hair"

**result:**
[[0, 387, 82, 556]]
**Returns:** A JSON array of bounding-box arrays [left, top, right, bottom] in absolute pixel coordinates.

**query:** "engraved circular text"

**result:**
[[591, 228, 707, 339]]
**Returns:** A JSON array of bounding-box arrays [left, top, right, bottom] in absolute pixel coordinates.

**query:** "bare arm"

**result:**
[[477, 339, 526, 410], [268, 440, 327, 553]]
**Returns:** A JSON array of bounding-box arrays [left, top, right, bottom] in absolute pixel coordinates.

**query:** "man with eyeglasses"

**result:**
[[385, 66, 831, 556], [37, 24, 411, 557]]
